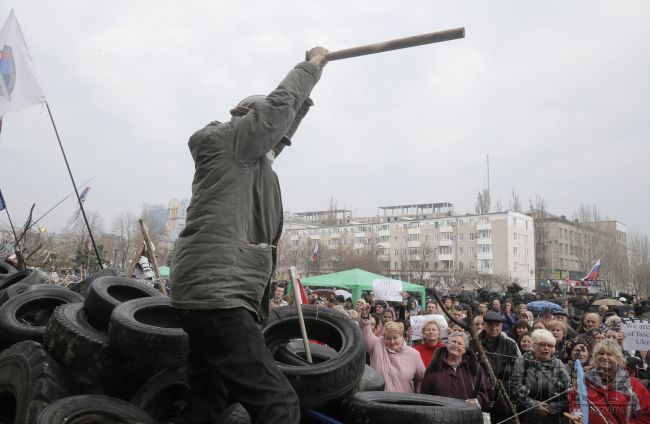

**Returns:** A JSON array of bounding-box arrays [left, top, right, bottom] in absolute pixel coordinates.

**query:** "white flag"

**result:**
[[0, 10, 44, 116]]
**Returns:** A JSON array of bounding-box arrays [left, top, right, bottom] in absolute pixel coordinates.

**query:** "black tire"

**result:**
[[0, 282, 30, 306], [358, 364, 385, 392], [130, 367, 189, 423], [0, 340, 69, 424], [263, 305, 365, 408], [84, 276, 165, 331], [44, 303, 111, 378], [342, 392, 483, 424], [36, 394, 154, 423], [272, 339, 338, 366], [0, 286, 84, 347], [223, 403, 251, 424], [0, 268, 48, 291], [0, 259, 17, 276], [69, 268, 119, 297], [109, 297, 189, 368]]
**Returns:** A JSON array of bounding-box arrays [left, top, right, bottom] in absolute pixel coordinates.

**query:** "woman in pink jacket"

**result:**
[[360, 314, 425, 393]]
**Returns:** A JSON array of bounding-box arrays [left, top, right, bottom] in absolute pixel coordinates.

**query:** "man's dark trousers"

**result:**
[[176, 308, 300, 424]]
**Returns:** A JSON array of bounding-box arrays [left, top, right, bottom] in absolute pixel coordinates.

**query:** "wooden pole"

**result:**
[[324, 27, 465, 61], [289, 266, 312, 364], [139, 219, 166, 295]]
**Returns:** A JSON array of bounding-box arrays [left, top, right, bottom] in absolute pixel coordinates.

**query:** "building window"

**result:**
[[513, 247, 518, 257], [469, 262, 476, 270], [459, 247, 464, 255], [479, 244, 491, 253], [470, 247, 475, 255], [469, 233, 476, 240], [458, 220, 464, 227], [459, 233, 464, 241], [513, 232, 518, 241], [459, 262, 464, 269], [395, 262, 399, 269]]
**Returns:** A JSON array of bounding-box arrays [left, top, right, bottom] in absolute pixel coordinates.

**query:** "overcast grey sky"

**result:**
[[1, 1, 649, 237]]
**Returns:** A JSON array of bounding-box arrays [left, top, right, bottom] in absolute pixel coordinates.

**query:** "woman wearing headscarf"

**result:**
[[420, 331, 491, 412], [569, 339, 650, 424], [360, 311, 425, 393], [511, 329, 571, 423]]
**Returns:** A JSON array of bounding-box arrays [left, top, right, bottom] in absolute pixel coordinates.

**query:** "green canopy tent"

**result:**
[[158, 266, 170, 278], [298, 268, 425, 306]]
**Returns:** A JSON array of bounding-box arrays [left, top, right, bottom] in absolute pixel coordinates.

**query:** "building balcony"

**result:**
[[478, 268, 494, 275], [476, 223, 491, 231], [378, 242, 391, 248], [378, 230, 391, 237], [438, 253, 454, 261], [377, 254, 391, 261], [330, 233, 340, 239], [477, 252, 493, 260], [309, 235, 320, 240], [439, 225, 454, 233], [353, 243, 364, 250], [407, 228, 421, 235], [477, 238, 491, 244], [290, 236, 299, 241], [354, 233, 365, 238], [438, 239, 453, 247], [407, 241, 421, 248], [408, 255, 421, 261]]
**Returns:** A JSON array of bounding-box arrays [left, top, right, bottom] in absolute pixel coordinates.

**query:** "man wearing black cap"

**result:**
[[479, 311, 521, 423]]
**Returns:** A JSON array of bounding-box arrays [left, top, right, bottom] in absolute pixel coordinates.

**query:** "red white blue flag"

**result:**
[[580, 259, 601, 282]]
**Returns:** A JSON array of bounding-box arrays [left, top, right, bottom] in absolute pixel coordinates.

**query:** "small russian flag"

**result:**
[[581, 259, 601, 282]]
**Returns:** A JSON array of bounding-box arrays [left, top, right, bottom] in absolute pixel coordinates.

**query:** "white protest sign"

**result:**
[[622, 319, 650, 351], [372, 279, 403, 302], [410, 314, 448, 341]]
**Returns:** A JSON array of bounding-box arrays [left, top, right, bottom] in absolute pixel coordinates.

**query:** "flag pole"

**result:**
[[45, 101, 102, 268], [15, 177, 93, 243], [0, 189, 26, 270]]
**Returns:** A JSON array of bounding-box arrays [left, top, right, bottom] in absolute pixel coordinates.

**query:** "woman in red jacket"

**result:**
[[569, 339, 650, 424], [414, 320, 445, 366]]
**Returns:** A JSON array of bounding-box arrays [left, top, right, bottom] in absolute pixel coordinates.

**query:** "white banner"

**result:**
[[409, 314, 448, 341], [622, 319, 650, 351], [372, 279, 403, 302]]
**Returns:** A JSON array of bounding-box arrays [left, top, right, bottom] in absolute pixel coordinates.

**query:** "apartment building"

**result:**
[[280, 203, 536, 291], [528, 210, 629, 292]]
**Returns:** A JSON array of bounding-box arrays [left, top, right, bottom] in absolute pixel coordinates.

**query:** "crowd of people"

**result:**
[[271, 283, 650, 423]]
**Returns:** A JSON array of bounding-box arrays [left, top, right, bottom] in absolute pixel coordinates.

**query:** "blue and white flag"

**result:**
[[574, 359, 589, 424]]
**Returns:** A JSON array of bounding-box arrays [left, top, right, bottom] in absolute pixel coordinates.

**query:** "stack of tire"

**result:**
[[0, 263, 482, 423]]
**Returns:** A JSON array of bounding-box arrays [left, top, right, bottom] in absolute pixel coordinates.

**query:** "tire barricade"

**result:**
[[0, 270, 481, 423]]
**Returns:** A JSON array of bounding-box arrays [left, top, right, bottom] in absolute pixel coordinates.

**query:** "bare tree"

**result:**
[[474, 189, 491, 214], [572, 204, 629, 292], [529, 195, 549, 280], [112, 212, 139, 271], [628, 232, 650, 297], [509, 188, 522, 212]]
